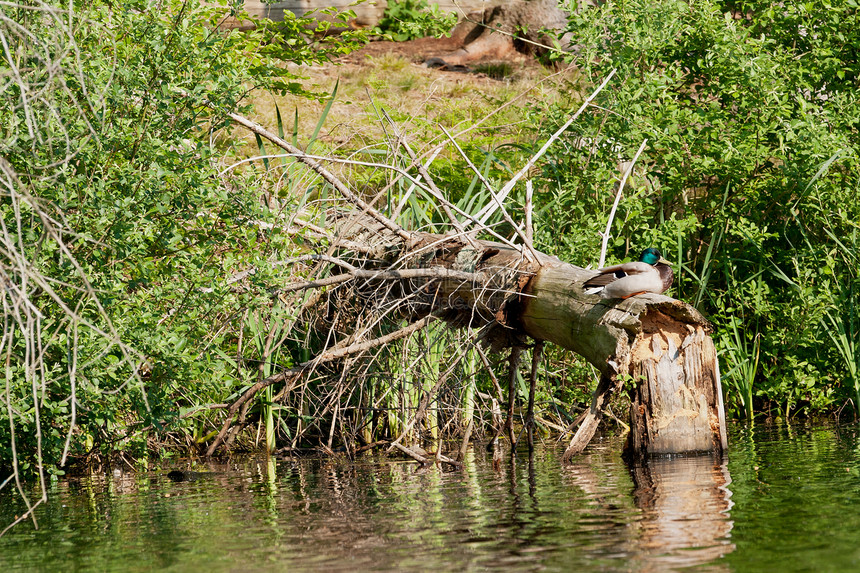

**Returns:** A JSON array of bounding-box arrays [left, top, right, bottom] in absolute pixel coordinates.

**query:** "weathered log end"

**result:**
[[626, 305, 728, 457], [518, 261, 727, 459]]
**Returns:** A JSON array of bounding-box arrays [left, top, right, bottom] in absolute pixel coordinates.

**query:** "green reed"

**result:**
[[821, 227, 860, 418]]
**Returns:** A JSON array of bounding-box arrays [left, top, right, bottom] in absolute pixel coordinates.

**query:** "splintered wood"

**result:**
[[628, 319, 728, 455]]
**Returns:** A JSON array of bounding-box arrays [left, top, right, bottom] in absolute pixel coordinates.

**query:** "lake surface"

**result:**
[[2, 423, 859, 572]]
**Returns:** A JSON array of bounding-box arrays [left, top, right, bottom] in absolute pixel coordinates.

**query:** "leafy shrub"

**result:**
[[0, 0, 365, 476], [527, 0, 860, 419], [374, 0, 458, 42]]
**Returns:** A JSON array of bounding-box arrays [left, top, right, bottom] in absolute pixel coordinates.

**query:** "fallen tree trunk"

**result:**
[[327, 214, 727, 459], [205, 91, 726, 460], [519, 261, 728, 458]]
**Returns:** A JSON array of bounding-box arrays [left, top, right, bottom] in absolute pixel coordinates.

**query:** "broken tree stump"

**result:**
[[518, 260, 727, 458], [427, 0, 571, 66]]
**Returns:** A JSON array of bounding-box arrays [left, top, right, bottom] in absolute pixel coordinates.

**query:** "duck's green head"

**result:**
[[640, 248, 671, 266]]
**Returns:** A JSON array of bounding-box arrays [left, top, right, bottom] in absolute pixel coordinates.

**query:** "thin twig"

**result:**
[[439, 125, 540, 261], [386, 325, 490, 451], [381, 109, 479, 248], [597, 138, 649, 268], [473, 69, 617, 226], [524, 180, 534, 249], [391, 146, 443, 220], [279, 267, 486, 294], [194, 98, 411, 242]]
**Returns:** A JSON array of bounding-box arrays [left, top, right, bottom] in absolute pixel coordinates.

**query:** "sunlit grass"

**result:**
[[245, 53, 576, 166]]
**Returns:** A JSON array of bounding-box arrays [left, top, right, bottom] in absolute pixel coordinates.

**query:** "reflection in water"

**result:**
[[630, 455, 735, 571], [0, 439, 735, 573], [6, 423, 860, 572]]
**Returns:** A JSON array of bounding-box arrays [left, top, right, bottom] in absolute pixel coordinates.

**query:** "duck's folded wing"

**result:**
[[613, 261, 654, 275], [583, 272, 620, 288], [596, 261, 653, 275]]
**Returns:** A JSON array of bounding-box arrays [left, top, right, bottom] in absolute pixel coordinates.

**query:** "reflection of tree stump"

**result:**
[[630, 456, 735, 568], [431, 0, 570, 66]]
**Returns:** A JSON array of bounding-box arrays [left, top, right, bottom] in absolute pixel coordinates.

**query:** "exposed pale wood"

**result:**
[[457, 419, 474, 462], [628, 324, 723, 454], [206, 91, 726, 459], [561, 375, 621, 463]]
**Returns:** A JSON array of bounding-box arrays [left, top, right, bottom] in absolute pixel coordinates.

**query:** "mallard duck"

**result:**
[[583, 248, 673, 299]]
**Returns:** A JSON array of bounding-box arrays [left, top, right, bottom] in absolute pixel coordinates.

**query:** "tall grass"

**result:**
[[247, 308, 291, 454], [821, 227, 860, 418], [721, 315, 761, 422]]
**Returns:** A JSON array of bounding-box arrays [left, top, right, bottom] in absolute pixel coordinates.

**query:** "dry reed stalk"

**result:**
[[189, 68, 634, 463]]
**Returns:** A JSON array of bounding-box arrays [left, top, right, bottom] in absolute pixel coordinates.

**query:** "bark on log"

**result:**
[[328, 214, 727, 457]]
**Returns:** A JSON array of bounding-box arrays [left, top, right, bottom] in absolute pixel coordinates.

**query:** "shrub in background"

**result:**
[[526, 0, 860, 419], [374, 0, 458, 42]]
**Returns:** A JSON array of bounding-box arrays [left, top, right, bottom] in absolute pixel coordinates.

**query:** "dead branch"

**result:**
[[206, 314, 439, 456], [193, 94, 411, 243], [439, 124, 540, 261], [527, 340, 544, 449], [505, 347, 522, 446], [280, 267, 486, 295], [473, 69, 617, 225], [561, 376, 621, 463], [380, 109, 478, 247], [391, 441, 430, 464], [387, 324, 489, 451]]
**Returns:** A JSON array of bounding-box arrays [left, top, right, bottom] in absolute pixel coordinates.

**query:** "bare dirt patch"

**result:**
[[340, 35, 470, 65], [245, 34, 578, 166]]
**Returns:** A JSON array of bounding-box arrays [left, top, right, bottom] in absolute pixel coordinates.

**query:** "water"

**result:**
[[1, 423, 859, 572]]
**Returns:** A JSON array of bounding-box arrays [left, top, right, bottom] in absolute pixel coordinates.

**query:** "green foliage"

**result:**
[[374, 0, 458, 42], [528, 0, 860, 418], [821, 229, 860, 417], [0, 0, 363, 475]]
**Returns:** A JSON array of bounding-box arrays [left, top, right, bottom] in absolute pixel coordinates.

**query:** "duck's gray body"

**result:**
[[583, 250, 674, 299]]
